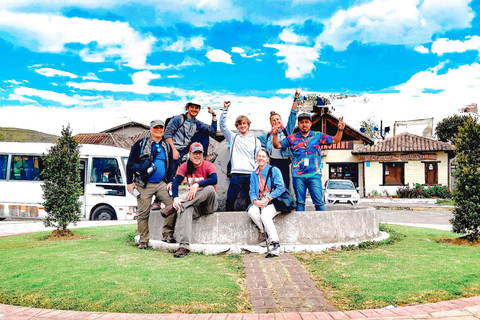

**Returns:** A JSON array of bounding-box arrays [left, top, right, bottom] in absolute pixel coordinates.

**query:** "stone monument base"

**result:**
[[135, 205, 385, 255]]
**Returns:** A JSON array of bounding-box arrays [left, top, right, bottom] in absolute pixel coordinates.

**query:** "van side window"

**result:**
[[10, 155, 45, 181], [0, 155, 7, 180], [90, 157, 123, 184]]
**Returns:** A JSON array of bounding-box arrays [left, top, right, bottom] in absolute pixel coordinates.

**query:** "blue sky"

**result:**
[[0, 0, 479, 136]]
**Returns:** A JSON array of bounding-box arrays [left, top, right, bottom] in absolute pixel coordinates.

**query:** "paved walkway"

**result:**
[[243, 253, 336, 313], [1, 297, 480, 319]]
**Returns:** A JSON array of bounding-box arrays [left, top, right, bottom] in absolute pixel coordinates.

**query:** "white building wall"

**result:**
[[362, 151, 451, 196]]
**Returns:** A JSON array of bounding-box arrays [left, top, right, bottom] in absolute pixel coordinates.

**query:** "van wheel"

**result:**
[[92, 205, 116, 220]]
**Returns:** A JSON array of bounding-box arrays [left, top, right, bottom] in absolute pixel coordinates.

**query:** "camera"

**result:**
[[147, 163, 156, 174]]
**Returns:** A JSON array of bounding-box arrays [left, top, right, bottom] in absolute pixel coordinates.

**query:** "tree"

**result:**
[[359, 117, 382, 139], [435, 114, 471, 144], [450, 115, 480, 240], [42, 125, 82, 230]]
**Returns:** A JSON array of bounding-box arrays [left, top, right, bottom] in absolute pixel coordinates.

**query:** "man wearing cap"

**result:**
[[272, 112, 345, 211], [160, 142, 218, 258], [126, 120, 176, 249], [164, 102, 217, 173]]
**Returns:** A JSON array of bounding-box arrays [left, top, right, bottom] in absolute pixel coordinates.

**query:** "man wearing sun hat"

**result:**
[[160, 142, 218, 258], [272, 112, 345, 211]]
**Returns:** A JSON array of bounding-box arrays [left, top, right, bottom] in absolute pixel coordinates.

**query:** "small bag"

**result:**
[[132, 156, 155, 188], [271, 189, 296, 214], [265, 166, 296, 214]]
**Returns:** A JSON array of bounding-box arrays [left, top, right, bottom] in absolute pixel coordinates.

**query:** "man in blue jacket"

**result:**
[[126, 120, 176, 249], [164, 102, 217, 173]]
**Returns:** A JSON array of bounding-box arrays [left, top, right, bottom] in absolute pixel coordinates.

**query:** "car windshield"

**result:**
[[327, 180, 355, 190]]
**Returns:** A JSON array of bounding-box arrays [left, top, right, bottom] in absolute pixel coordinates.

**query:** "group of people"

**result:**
[[126, 91, 345, 258]]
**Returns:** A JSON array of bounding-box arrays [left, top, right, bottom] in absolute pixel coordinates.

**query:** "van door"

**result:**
[[79, 159, 87, 218]]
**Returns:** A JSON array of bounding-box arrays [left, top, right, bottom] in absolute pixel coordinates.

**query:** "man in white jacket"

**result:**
[[220, 101, 260, 211]]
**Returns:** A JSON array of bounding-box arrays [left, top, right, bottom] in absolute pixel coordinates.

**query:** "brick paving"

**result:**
[[243, 253, 336, 313]]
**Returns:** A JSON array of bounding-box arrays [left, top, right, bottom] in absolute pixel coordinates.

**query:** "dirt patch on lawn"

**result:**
[[435, 235, 480, 247], [45, 229, 87, 241]]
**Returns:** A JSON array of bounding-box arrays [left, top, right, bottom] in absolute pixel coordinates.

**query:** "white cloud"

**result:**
[[35, 68, 78, 78], [279, 28, 308, 44], [264, 43, 319, 79], [206, 49, 233, 64], [0, 10, 156, 69], [395, 62, 480, 97], [83, 73, 100, 81], [148, 57, 204, 70], [231, 47, 263, 59], [431, 36, 480, 55], [12, 87, 80, 106], [414, 45, 429, 54], [67, 70, 173, 95], [162, 36, 205, 52], [3, 80, 23, 85], [317, 0, 474, 50]]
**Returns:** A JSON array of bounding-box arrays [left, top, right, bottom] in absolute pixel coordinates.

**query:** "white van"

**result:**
[[0, 142, 138, 220]]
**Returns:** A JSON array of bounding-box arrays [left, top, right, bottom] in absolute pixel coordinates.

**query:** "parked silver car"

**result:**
[[324, 179, 360, 206]]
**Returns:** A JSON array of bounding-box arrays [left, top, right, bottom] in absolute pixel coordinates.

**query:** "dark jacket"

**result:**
[[126, 136, 174, 185]]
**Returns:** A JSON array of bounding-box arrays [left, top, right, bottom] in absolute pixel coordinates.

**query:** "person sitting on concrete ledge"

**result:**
[[160, 142, 218, 258], [248, 148, 286, 257]]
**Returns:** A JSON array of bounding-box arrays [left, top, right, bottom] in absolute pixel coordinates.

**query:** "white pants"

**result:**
[[248, 204, 280, 243]]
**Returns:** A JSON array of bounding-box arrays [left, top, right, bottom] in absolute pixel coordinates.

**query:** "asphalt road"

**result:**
[[376, 208, 453, 231]]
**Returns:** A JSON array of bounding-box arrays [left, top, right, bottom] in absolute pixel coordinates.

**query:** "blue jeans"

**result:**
[[292, 175, 325, 211], [226, 173, 251, 211]]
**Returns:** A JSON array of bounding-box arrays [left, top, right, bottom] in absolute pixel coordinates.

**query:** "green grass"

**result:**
[[0, 127, 59, 142], [296, 225, 480, 310], [0, 225, 250, 314]]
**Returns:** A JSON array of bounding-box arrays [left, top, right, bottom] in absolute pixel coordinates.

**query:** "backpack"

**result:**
[[165, 113, 187, 129]]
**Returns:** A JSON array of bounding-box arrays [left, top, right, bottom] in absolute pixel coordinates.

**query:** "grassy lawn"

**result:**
[[0, 224, 251, 314], [296, 225, 480, 310]]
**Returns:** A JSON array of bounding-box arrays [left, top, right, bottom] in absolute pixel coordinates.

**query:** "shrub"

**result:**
[[396, 184, 451, 199]]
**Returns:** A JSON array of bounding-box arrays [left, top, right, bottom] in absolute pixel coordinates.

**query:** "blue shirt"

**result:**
[[280, 131, 333, 177], [148, 143, 166, 183]]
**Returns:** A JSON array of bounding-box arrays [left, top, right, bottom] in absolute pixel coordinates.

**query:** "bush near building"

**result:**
[[396, 183, 451, 199]]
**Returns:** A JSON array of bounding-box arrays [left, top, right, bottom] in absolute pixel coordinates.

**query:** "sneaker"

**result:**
[[162, 235, 176, 243], [138, 242, 148, 249], [160, 203, 177, 218], [270, 243, 281, 256], [258, 240, 267, 247], [174, 247, 190, 258]]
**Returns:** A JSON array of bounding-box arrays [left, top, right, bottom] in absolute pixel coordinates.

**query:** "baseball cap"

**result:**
[[190, 142, 204, 153], [150, 120, 165, 127], [298, 112, 312, 121]]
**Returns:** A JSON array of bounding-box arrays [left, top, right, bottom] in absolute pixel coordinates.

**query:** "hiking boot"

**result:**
[[138, 242, 148, 249], [173, 247, 190, 258], [151, 201, 161, 211], [160, 203, 177, 218], [270, 243, 281, 256], [205, 153, 218, 163], [162, 235, 176, 243]]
